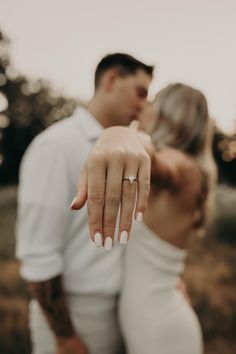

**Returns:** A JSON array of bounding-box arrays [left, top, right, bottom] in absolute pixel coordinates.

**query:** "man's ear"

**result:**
[[103, 69, 118, 92]]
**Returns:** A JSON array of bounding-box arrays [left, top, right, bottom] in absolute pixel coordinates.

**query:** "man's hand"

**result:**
[[56, 336, 89, 354], [71, 125, 151, 250]]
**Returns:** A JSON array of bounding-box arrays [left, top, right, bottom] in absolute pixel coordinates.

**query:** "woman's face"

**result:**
[[138, 101, 157, 134]]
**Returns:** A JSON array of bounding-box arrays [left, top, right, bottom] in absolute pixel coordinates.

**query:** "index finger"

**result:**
[[70, 163, 88, 210]]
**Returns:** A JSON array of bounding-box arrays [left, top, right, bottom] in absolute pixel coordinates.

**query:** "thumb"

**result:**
[[129, 119, 140, 131], [70, 163, 88, 210]]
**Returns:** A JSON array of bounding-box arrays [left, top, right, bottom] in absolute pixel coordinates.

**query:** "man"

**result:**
[[16, 53, 153, 354]]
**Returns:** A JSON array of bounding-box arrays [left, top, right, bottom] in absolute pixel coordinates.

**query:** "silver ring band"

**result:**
[[123, 175, 138, 184]]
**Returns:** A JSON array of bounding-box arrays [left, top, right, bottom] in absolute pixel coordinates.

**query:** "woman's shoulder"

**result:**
[[162, 149, 202, 193]]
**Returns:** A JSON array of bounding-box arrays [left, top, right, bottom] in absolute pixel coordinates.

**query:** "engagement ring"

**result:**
[[123, 175, 138, 184]]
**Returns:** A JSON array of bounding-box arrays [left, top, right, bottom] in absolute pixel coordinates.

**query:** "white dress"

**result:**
[[119, 222, 203, 354]]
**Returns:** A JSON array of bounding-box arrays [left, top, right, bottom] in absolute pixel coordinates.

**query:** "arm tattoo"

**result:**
[[28, 274, 75, 338]]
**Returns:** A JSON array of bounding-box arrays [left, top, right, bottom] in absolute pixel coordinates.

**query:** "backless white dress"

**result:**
[[119, 221, 203, 354]]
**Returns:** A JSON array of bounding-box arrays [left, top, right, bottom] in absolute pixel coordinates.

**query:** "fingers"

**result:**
[[70, 163, 88, 210], [135, 153, 151, 221], [71, 151, 151, 250]]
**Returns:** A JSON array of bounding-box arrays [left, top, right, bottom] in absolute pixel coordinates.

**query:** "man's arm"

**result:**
[[28, 275, 88, 354], [16, 140, 89, 353], [28, 275, 75, 338]]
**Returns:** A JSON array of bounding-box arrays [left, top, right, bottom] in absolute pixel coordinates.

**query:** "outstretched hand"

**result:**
[[71, 124, 153, 250]]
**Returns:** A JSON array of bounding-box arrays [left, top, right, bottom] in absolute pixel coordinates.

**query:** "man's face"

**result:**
[[110, 69, 152, 125]]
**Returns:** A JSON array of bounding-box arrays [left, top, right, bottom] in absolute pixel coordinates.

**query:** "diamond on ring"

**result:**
[[129, 175, 136, 183]]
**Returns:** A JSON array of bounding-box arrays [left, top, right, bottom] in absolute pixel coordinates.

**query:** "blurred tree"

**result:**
[[212, 128, 236, 187], [0, 30, 77, 185], [0, 29, 235, 186]]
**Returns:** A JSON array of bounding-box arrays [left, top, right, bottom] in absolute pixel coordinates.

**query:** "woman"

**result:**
[[119, 83, 216, 354]]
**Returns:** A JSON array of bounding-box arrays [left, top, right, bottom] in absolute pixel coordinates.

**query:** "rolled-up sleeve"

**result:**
[[16, 138, 73, 281]]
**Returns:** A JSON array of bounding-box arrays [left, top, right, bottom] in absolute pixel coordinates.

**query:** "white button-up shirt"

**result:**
[[16, 106, 124, 295]]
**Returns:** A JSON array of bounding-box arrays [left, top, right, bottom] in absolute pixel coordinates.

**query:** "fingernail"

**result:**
[[136, 212, 143, 222], [94, 232, 103, 247], [70, 197, 77, 210], [120, 231, 128, 244], [104, 237, 113, 251]]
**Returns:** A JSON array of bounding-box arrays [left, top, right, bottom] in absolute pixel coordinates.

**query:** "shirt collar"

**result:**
[[74, 105, 104, 141]]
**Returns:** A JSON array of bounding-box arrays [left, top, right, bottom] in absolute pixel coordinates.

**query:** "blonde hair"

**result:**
[[151, 83, 209, 155], [150, 83, 216, 231]]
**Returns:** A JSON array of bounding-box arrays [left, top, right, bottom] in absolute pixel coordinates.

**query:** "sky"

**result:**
[[0, 0, 236, 132]]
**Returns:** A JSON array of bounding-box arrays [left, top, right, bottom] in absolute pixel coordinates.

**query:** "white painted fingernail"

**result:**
[[136, 212, 143, 222], [120, 231, 128, 244], [104, 237, 113, 251], [94, 232, 103, 247], [70, 197, 77, 209]]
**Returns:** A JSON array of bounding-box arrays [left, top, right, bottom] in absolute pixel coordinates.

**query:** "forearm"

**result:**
[[28, 274, 75, 339]]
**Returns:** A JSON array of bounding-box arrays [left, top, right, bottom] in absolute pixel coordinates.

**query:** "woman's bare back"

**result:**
[[144, 149, 205, 249]]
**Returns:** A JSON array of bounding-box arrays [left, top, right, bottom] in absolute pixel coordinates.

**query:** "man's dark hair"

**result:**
[[94, 53, 154, 89]]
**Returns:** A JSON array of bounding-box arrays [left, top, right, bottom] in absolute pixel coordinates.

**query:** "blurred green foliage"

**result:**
[[0, 30, 77, 185], [0, 29, 235, 186], [213, 130, 236, 186]]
